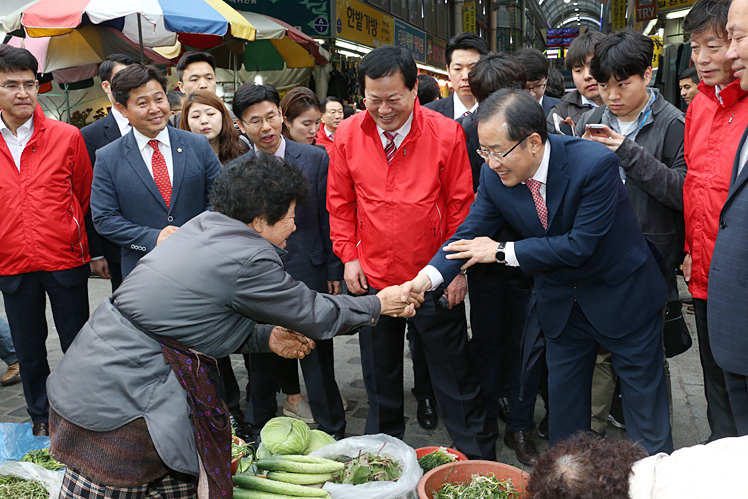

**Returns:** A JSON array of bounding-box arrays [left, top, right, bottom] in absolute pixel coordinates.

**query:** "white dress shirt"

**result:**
[[375, 111, 414, 150], [324, 125, 335, 140], [453, 92, 478, 120], [255, 135, 287, 159], [738, 136, 748, 178], [133, 127, 173, 185], [0, 112, 34, 171], [581, 95, 599, 108], [422, 141, 552, 289], [110, 107, 132, 136]]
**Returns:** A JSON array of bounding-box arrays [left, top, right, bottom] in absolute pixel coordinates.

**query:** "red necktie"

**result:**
[[525, 178, 548, 229], [149, 140, 171, 209], [384, 131, 397, 164], [330, 132, 335, 141]]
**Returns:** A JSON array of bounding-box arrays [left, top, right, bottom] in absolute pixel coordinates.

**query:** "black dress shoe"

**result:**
[[417, 399, 438, 429], [537, 413, 549, 440], [32, 422, 49, 437], [497, 397, 510, 423], [503, 430, 539, 466]]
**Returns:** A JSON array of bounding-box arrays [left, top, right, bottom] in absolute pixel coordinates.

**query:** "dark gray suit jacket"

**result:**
[[424, 94, 455, 119], [230, 140, 343, 292], [708, 125, 748, 376], [91, 127, 222, 277]]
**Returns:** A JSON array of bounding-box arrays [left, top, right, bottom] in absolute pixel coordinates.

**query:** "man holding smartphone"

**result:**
[[575, 30, 687, 435]]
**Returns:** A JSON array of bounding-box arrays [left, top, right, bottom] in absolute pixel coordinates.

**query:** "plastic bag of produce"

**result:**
[[309, 433, 422, 499], [0, 423, 50, 461], [0, 460, 65, 499]]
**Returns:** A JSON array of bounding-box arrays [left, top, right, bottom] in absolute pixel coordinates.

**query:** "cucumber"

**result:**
[[233, 474, 329, 497], [255, 457, 345, 474], [266, 471, 333, 485], [273, 455, 338, 465], [233, 487, 317, 499]]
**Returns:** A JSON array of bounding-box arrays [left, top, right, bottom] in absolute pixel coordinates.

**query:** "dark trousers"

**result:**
[[2, 270, 89, 423], [360, 287, 496, 460], [546, 302, 673, 455], [216, 357, 241, 416], [723, 371, 748, 436], [110, 262, 123, 293], [468, 264, 538, 431], [409, 329, 434, 402], [693, 298, 738, 440], [244, 339, 345, 437]]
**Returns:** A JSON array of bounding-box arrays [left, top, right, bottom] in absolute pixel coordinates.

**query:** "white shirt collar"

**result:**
[[133, 126, 171, 152], [523, 140, 551, 186], [375, 110, 414, 150], [0, 113, 34, 136], [255, 135, 286, 159], [110, 107, 132, 136], [324, 126, 335, 139], [581, 95, 599, 108], [715, 84, 725, 105], [538, 95, 544, 108], [453, 92, 478, 119]]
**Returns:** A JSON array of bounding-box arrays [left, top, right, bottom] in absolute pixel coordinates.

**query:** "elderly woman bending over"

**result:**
[[47, 154, 419, 499]]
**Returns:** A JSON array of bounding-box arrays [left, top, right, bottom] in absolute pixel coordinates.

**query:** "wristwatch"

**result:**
[[495, 241, 507, 264]]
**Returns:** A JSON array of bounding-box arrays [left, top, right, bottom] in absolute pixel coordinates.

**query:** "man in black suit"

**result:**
[[424, 32, 488, 119], [231, 84, 346, 439], [514, 48, 562, 117], [82, 54, 138, 292]]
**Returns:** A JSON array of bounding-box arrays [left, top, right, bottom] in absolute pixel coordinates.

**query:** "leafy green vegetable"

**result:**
[[0, 475, 49, 499], [20, 449, 64, 471], [331, 449, 402, 485], [303, 430, 336, 455], [260, 417, 310, 455], [432, 473, 519, 499], [418, 447, 458, 473], [232, 441, 251, 461]]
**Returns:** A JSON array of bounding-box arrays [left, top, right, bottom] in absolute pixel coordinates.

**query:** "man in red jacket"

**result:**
[[682, 0, 748, 441], [0, 46, 92, 437], [327, 46, 495, 459]]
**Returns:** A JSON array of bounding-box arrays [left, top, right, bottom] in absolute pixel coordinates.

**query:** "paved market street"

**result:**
[[0, 276, 710, 471]]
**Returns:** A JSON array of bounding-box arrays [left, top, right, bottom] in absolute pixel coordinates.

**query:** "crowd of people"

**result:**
[[2, 0, 748, 496]]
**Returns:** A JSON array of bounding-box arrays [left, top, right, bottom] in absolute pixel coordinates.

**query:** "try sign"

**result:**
[[636, 0, 657, 22]]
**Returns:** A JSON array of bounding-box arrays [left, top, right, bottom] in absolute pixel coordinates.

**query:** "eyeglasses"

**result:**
[[525, 80, 547, 93], [477, 135, 530, 162], [0, 82, 40, 94], [241, 113, 281, 128]]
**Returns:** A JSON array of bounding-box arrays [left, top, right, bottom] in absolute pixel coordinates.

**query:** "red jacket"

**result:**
[[0, 105, 92, 276], [327, 100, 473, 290], [315, 125, 334, 158], [683, 79, 748, 299]]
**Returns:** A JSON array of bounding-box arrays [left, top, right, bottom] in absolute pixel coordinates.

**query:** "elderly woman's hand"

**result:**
[[377, 285, 424, 318], [268, 326, 316, 359]]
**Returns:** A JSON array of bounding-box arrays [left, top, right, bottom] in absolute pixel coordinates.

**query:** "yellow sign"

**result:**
[[463, 2, 476, 34], [611, 0, 627, 31], [335, 0, 394, 48], [650, 35, 663, 68], [657, 0, 696, 12]]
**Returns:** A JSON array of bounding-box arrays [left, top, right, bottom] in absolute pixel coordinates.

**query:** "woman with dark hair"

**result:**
[[280, 87, 322, 145], [528, 432, 748, 498], [47, 154, 419, 499], [179, 90, 247, 164]]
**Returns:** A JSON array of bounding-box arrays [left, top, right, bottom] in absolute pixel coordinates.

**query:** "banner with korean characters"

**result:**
[[426, 34, 447, 68], [657, 0, 696, 12], [463, 1, 476, 34], [335, 0, 394, 48], [611, 0, 627, 31], [394, 18, 426, 63]]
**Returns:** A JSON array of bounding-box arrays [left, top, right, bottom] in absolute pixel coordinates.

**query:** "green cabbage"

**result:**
[[255, 442, 273, 459], [303, 429, 336, 454], [260, 417, 310, 455]]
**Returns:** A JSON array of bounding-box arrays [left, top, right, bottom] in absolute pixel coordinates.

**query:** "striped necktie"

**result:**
[[384, 131, 397, 164], [462, 111, 471, 117]]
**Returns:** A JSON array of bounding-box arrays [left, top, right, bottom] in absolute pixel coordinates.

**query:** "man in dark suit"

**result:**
[[82, 54, 138, 292], [231, 83, 346, 439], [91, 64, 221, 279], [709, 0, 748, 435], [405, 89, 673, 455], [424, 32, 488, 119], [514, 48, 562, 117]]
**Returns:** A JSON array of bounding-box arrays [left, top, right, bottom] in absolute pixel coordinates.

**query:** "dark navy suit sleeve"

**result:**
[[202, 138, 222, 206], [514, 151, 620, 274], [91, 146, 161, 252], [429, 164, 507, 285], [315, 150, 344, 282]]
